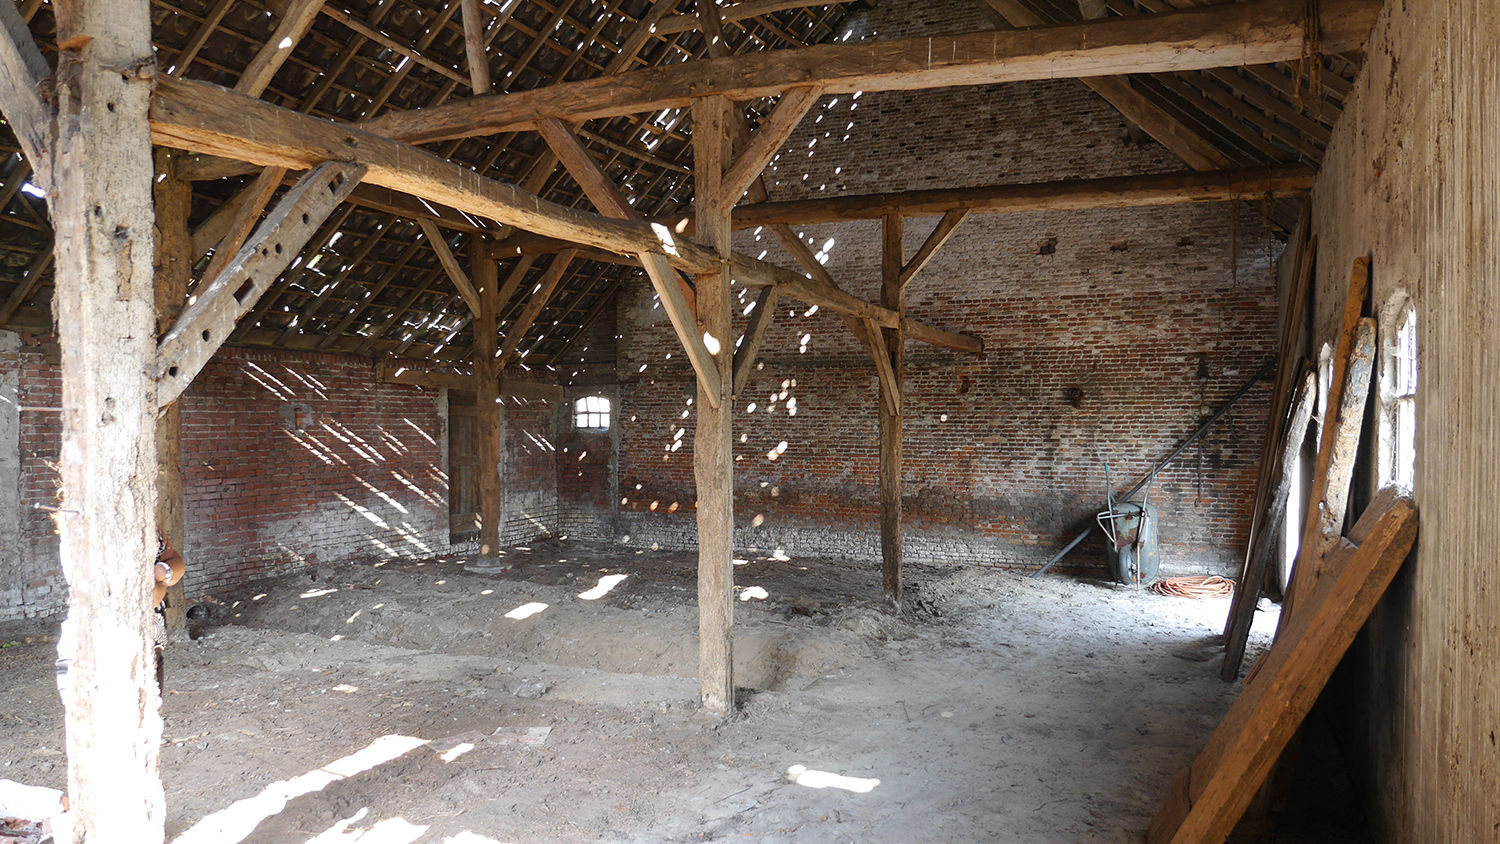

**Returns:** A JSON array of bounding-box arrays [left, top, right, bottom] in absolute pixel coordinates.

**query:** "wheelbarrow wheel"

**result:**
[[1114, 545, 1144, 588]]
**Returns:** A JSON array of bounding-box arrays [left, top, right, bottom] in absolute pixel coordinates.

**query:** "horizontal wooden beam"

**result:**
[[360, 0, 1380, 145], [149, 77, 981, 355], [377, 360, 564, 402], [726, 166, 1315, 228]]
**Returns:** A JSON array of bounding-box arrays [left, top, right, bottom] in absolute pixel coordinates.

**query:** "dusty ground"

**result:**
[[0, 542, 1289, 843]]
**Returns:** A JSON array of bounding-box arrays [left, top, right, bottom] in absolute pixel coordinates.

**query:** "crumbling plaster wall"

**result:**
[[1307, 1, 1500, 839]]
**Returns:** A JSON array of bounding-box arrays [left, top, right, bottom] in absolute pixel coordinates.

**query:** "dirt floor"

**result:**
[[0, 542, 1290, 843]]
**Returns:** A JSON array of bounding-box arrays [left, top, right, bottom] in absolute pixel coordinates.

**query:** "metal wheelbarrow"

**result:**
[[1096, 464, 1161, 587]]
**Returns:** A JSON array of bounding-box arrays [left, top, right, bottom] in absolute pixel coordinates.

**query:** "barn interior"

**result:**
[[0, 0, 1494, 841]]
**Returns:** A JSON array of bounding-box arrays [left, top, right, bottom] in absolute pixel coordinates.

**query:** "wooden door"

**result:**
[[448, 392, 480, 543]]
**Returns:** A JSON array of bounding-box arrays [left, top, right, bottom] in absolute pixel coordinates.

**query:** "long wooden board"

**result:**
[[1149, 488, 1418, 843]]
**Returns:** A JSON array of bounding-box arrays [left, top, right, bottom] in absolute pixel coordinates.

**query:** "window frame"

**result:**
[[573, 395, 611, 432], [1377, 292, 1418, 490]]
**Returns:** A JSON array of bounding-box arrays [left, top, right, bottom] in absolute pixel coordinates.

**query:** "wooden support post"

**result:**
[[459, 0, 492, 94], [879, 213, 905, 607], [692, 95, 736, 714], [50, 0, 166, 839], [471, 237, 506, 572], [153, 151, 191, 637]]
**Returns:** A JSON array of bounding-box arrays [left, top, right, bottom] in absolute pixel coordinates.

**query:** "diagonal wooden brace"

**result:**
[[156, 161, 366, 405]]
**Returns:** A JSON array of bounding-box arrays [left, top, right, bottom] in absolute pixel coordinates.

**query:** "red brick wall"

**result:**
[[497, 395, 560, 545], [557, 304, 620, 540], [12, 338, 64, 618], [180, 347, 450, 595], [603, 29, 1279, 575], [4, 343, 457, 619]]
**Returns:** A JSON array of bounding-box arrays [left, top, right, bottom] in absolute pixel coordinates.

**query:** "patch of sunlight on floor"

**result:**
[[504, 602, 549, 620], [785, 764, 880, 793], [173, 735, 428, 844]]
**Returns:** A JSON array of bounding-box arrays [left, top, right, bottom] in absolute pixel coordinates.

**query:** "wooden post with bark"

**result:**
[[49, 0, 167, 839], [153, 150, 191, 636], [692, 95, 737, 714], [471, 236, 506, 571], [879, 213, 905, 607]]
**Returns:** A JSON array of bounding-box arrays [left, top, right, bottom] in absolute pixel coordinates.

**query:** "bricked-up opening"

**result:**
[[574, 395, 611, 432]]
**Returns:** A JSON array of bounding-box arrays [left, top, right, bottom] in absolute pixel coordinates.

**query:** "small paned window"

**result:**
[[1380, 297, 1418, 489], [574, 396, 610, 431]]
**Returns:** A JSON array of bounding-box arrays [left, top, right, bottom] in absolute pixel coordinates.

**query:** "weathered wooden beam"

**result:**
[[865, 316, 902, 415], [1149, 490, 1418, 844], [416, 218, 481, 315], [491, 231, 637, 266], [361, 0, 1381, 144], [535, 116, 728, 405], [1221, 370, 1316, 680], [900, 209, 970, 288], [49, 0, 164, 838], [878, 212, 905, 608], [495, 249, 576, 370], [693, 95, 737, 716], [376, 361, 564, 402], [197, 165, 286, 287], [149, 78, 981, 355], [731, 286, 778, 397], [0, 0, 53, 188], [1279, 259, 1371, 627], [156, 162, 365, 406], [726, 166, 1315, 228], [655, 0, 833, 34], [459, 0, 492, 94], [152, 151, 191, 637], [978, 0, 1232, 171], [717, 86, 822, 212], [235, 0, 323, 96], [471, 235, 505, 570]]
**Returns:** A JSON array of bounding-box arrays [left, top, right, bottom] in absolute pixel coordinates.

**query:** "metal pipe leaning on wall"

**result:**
[[1031, 359, 1275, 579]]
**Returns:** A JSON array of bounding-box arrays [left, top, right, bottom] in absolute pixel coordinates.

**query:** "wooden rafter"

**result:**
[[495, 249, 577, 370], [235, 0, 324, 97], [416, 217, 481, 315], [978, 0, 1231, 170], [147, 79, 977, 351], [0, 0, 53, 188], [460, 0, 493, 95], [157, 162, 366, 405], [727, 166, 1315, 228], [361, 0, 1381, 144]]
